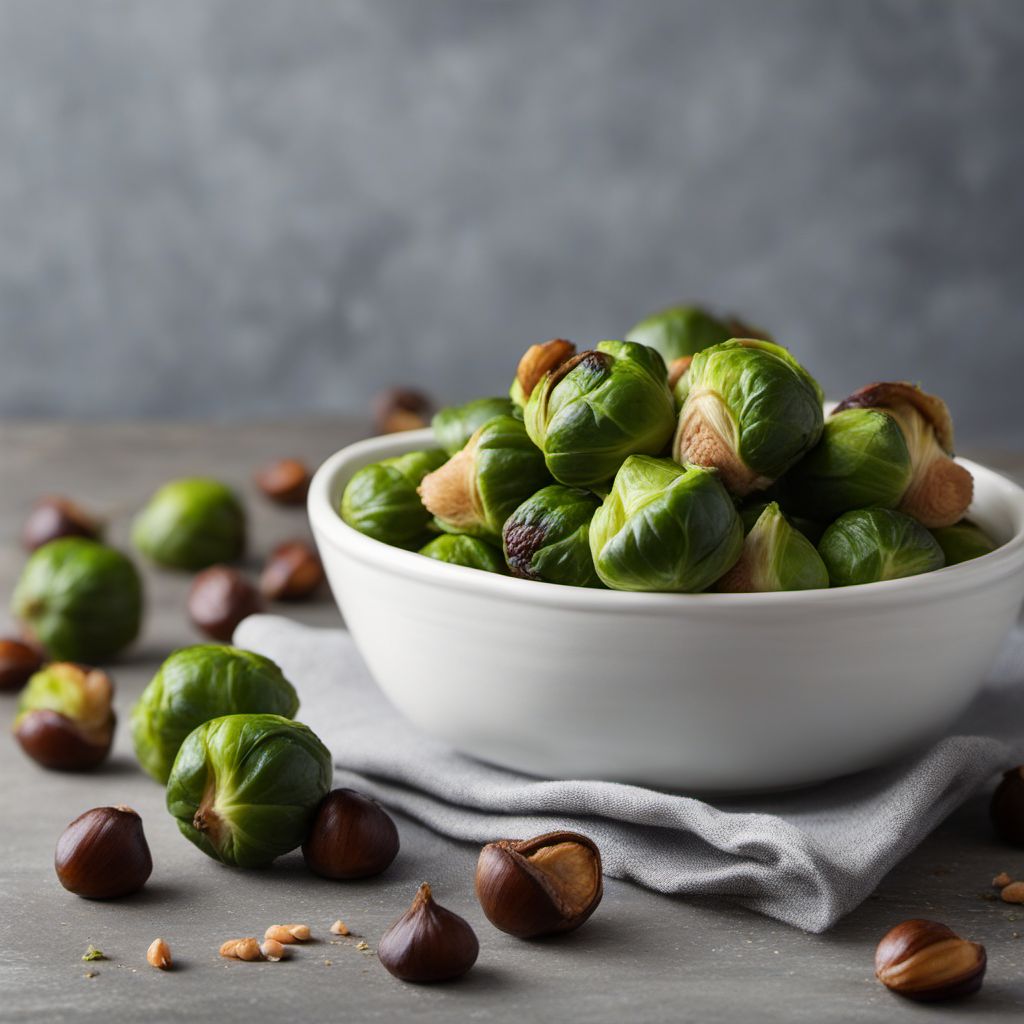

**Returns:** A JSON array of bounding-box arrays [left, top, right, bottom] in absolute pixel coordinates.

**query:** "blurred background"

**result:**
[[1, 0, 1021, 444]]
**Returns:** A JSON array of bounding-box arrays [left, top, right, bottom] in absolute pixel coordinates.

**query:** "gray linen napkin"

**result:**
[[235, 614, 1024, 933]]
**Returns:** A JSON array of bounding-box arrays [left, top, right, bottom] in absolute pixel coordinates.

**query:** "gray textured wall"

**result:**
[[1, 0, 1021, 442]]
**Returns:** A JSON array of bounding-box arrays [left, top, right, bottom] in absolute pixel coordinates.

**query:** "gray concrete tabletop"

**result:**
[[2, 419, 1024, 1023]]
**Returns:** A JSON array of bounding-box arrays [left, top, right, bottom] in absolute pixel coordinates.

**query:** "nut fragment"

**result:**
[[186, 565, 263, 641], [514, 339, 576, 402], [1001, 881, 1024, 904], [874, 919, 986, 1001], [260, 939, 286, 962], [146, 938, 172, 970], [254, 458, 311, 506], [330, 919, 351, 936], [219, 938, 262, 961], [259, 540, 324, 601], [23, 496, 101, 551], [373, 388, 433, 434], [0, 638, 44, 692], [993, 871, 1013, 888], [264, 924, 310, 944]]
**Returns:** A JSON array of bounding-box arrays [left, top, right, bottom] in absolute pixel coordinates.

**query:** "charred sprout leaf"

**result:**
[[625, 305, 769, 363], [715, 502, 828, 592], [340, 449, 447, 548], [502, 484, 603, 587], [432, 397, 517, 456], [524, 341, 676, 488], [674, 339, 824, 496], [589, 456, 743, 592], [417, 415, 550, 541], [930, 520, 997, 566], [132, 645, 299, 784], [418, 534, 506, 573], [166, 713, 331, 868], [818, 508, 945, 587]]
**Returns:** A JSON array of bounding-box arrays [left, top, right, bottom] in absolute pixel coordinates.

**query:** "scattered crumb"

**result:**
[[994, 871, 1013, 888], [1012, 932, 1021, 940], [82, 946, 106, 962], [83, 971, 97, 979], [1001, 882, 1024, 904], [323, 959, 333, 967], [330, 919, 351, 937]]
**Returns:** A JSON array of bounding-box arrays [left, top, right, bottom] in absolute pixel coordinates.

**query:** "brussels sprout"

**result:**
[[818, 508, 945, 587], [589, 456, 743, 592], [715, 502, 828, 592], [419, 534, 506, 573], [432, 397, 517, 456], [12, 538, 142, 662], [503, 485, 603, 587], [673, 339, 824, 497], [133, 478, 246, 570], [524, 340, 676, 488], [509, 339, 576, 409], [930, 520, 997, 566], [418, 415, 551, 541], [625, 305, 770, 364], [831, 382, 973, 528], [132, 645, 300, 784], [340, 449, 447, 548], [166, 713, 331, 868], [737, 500, 825, 544]]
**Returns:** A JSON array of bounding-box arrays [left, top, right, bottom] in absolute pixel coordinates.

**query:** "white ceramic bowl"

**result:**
[[309, 429, 1024, 792]]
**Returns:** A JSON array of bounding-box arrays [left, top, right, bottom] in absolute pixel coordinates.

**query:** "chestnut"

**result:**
[[22, 496, 101, 551], [254, 458, 311, 506], [55, 805, 153, 899], [991, 766, 1024, 846], [0, 637, 44, 692], [377, 883, 478, 983], [259, 540, 324, 602], [475, 830, 603, 938], [187, 565, 263, 641], [373, 387, 433, 435], [302, 788, 399, 879], [874, 919, 986, 1001]]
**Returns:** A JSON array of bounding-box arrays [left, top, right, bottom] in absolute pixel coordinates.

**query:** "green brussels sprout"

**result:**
[[524, 340, 676, 488], [12, 538, 142, 661], [930, 520, 997, 566], [625, 304, 770, 363], [589, 456, 743, 592], [781, 408, 912, 522], [132, 645, 300, 784], [673, 339, 824, 497], [737, 500, 825, 545], [818, 508, 945, 587], [509, 339, 576, 409], [133, 478, 246, 570], [715, 502, 828, 592], [166, 713, 331, 868], [340, 449, 447, 548], [502, 484, 603, 587], [419, 534, 506, 573], [432, 397, 517, 455], [830, 382, 973, 528], [418, 415, 551, 541]]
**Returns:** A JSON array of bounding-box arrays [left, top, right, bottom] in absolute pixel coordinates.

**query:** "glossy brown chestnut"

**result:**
[[373, 387, 433, 435], [475, 830, 603, 938], [259, 540, 324, 602], [302, 788, 400, 879], [254, 458, 311, 506], [377, 883, 478, 983], [55, 805, 153, 899], [0, 638, 44, 691], [22, 496, 101, 551], [187, 565, 263, 641], [874, 919, 986, 1001], [16, 708, 115, 771], [991, 766, 1024, 846]]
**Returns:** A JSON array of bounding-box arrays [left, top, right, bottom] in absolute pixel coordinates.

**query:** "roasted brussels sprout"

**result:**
[[510, 339, 576, 409], [418, 415, 550, 541], [432, 397, 518, 456], [625, 305, 769, 364], [715, 502, 828, 592], [524, 341, 676, 488], [673, 339, 824, 496], [419, 535, 506, 573], [340, 449, 447, 548], [132, 645, 299, 784], [12, 538, 143, 662], [166, 713, 332, 868], [818, 508, 945, 587], [502, 485, 603, 587], [133, 478, 246, 570], [589, 456, 743, 592], [737, 500, 825, 544], [930, 520, 997, 566], [829, 382, 973, 528]]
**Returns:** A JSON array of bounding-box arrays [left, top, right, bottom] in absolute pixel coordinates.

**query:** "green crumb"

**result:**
[[82, 945, 106, 962]]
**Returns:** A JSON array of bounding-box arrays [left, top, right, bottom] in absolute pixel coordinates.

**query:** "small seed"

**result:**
[[146, 938, 172, 970], [264, 925, 298, 945], [220, 938, 262, 961], [1001, 882, 1024, 904], [994, 872, 1013, 888], [260, 939, 286, 962], [330, 919, 350, 936]]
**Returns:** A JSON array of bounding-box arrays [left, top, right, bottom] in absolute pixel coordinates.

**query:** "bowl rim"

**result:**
[[308, 428, 1024, 613]]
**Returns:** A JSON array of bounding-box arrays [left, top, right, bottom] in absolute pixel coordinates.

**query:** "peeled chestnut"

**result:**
[[0, 638, 44, 692], [55, 805, 153, 899], [22, 496, 101, 551], [187, 565, 263, 641], [991, 766, 1024, 846], [875, 919, 986, 1001], [254, 458, 311, 506], [475, 830, 603, 938], [259, 540, 324, 601], [302, 788, 400, 879], [377, 883, 478, 983], [373, 387, 433, 435]]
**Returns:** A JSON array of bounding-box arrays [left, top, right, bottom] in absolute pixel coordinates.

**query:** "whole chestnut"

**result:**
[[254, 458, 311, 506], [377, 883, 478, 983], [259, 540, 324, 601], [475, 830, 602, 938], [55, 805, 153, 899], [373, 387, 433, 435], [0, 638, 44, 692], [22, 496, 101, 551], [991, 766, 1024, 846], [187, 565, 263, 641], [302, 788, 400, 879], [874, 919, 986, 1001]]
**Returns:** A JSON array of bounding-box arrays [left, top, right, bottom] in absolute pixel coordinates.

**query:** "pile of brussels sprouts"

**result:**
[[340, 305, 995, 592]]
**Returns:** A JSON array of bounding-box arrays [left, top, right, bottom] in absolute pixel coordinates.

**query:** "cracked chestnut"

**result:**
[[874, 919, 986, 1001], [55, 805, 153, 899], [302, 788, 400, 879]]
